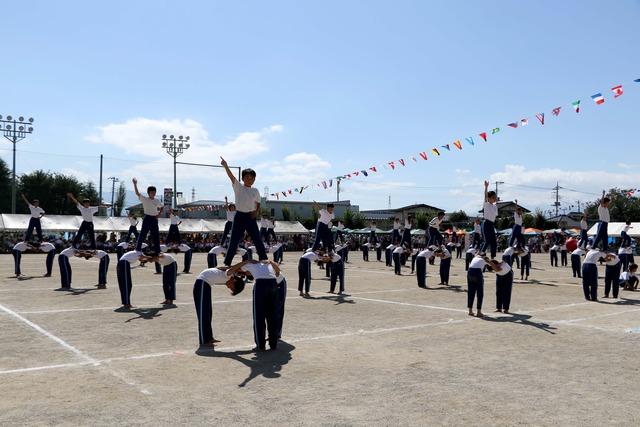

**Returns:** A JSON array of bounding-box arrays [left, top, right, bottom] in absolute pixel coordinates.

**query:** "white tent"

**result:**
[[0, 214, 310, 235], [587, 222, 640, 237]]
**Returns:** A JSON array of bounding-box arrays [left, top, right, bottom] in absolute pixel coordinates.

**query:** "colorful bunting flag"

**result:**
[[611, 85, 623, 98], [419, 151, 428, 160], [552, 107, 561, 116], [432, 148, 440, 156], [492, 127, 500, 134], [479, 132, 487, 141], [412, 156, 417, 162], [369, 166, 377, 173], [535, 113, 545, 125], [388, 161, 396, 170], [465, 137, 475, 146], [399, 159, 405, 166], [520, 118, 528, 126], [328, 180, 333, 187], [453, 140, 462, 150], [322, 181, 327, 189], [508, 122, 518, 128], [441, 144, 450, 151], [572, 100, 580, 113], [361, 170, 369, 176], [353, 171, 360, 176], [591, 93, 605, 105], [634, 78, 640, 83], [282, 192, 287, 197]]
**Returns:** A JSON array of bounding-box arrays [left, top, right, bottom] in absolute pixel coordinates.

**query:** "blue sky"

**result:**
[[1, 0, 639, 214]]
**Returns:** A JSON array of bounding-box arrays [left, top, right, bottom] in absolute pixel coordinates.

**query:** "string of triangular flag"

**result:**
[[270, 78, 640, 199]]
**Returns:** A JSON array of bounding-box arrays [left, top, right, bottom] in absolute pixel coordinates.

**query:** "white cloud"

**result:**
[[455, 168, 470, 175], [262, 152, 332, 186], [617, 162, 638, 170], [86, 117, 281, 162]]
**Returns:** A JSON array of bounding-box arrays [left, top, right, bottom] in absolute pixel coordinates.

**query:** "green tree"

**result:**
[[281, 206, 291, 221], [343, 208, 355, 228], [532, 208, 552, 230], [522, 213, 534, 228], [114, 182, 127, 217], [585, 188, 640, 222], [448, 210, 469, 226], [0, 158, 11, 213], [351, 212, 366, 229], [19, 171, 83, 214], [415, 212, 429, 230]]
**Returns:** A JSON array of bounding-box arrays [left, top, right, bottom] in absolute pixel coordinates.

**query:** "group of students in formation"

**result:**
[[10, 161, 639, 351]]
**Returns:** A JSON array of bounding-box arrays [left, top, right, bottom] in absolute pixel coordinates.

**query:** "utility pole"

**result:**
[[552, 182, 561, 217], [336, 180, 340, 202], [108, 176, 119, 217], [1, 115, 35, 213], [98, 154, 104, 216], [494, 181, 505, 201], [388, 195, 391, 209]]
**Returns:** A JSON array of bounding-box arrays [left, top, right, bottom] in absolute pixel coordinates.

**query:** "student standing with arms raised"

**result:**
[[481, 180, 498, 259]]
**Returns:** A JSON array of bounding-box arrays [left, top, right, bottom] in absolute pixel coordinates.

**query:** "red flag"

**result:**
[[370, 166, 377, 173], [508, 122, 518, 128], [288, 189, 292, 195], [353, 171, 360, 176], [388, 161, 395, 170], [612, 85, 623, 98], [479, 132, 487, 142], [399, 159, 405, 166], [419, 151, 428, 160], [453, 140, 462, 150], [552, 107, 561, 116], [535, 113, 545, 125]]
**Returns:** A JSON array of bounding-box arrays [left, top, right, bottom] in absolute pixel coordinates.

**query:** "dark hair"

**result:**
[[437, 211, 445, 217], [147, 186, 157, 193], [82, 198, 91, 204], [242, 168, 256, 179], [33, 199, 40, 203], [327, 203, 335, 208], [231, 277, 246, 295], [626, 220, 631, 225], [630, 263, 638, 271], [487, 191, 497, 198], [603, 197, 610, 203]]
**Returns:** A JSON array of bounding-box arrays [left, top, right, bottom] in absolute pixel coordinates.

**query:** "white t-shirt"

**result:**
[[13, 242, 29, 252], [584, 250, 605, 265], [474, 223, 481, 233], [301, 252, 320, 261], [94, 250, 109, 259], [241, 262, 277, 280], [129, 217, 138, 226], [156, 253, 176, 266], [39, 242, 55, 253], [29, 204, 45, 218], [495, 262, 512, 276], [466, 247, 477, 255], [404, 220, 412, 230], [393, 221, 401, 230], [209, 245, 246, 256], [580, 219, 588, 230], [170, 215, 180, 225], [417, 249, 433, 258], [514, 212, 523, 226], [469, 256, 487, 270], [77, 204, 99, 222], [318, 209, 334, 225], [337, 222, 345, 231], [138, 195, 163, 216], [232, 181, 260, 213], [483, 202, 498, 222], [572, 248, 585, 256], [429, 217, 443, 228], [260, 218, 268, 228], [550, 245, 559, 251], [330, 253, 342, 263], [362, 243, 371, 249], [226, 210, 236, 222], [503, 247, 515, 257], [598, 205, 610, 222], [620, 271, 635, 281], [268, 243, 282, 253], [197, 268, 229, 285], [120, 250, 142, 263], [441, 249, 452, 259], [393, 246, 405, 254], [386, 244, 396, 251], [60, 247, 77, 258], [605, 254, 620, 266], [266, 219, 275, 229]]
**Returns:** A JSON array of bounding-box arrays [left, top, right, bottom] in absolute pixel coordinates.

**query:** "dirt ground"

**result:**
[[1, 250, 639, 426]]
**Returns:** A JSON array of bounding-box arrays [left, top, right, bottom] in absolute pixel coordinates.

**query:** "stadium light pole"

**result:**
[[0, 115, 35, 213], [108, 176, 119, 216], [162, 134, 190, 209]]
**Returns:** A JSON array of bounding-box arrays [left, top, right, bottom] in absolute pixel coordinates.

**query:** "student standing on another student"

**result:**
[[591, 190, 611, 251], [400, 216, 414, 249], [167, 208, 182, 244], [392, 218, 402, 243], [428, 212, 445, 246], [125, 212, 139, 242], [132, 178, 164, 255], [336, 220, 345, 244], [67, 193, 103, 249], [221, 197, 236, 247], [311, 202, 336, 252], [481, 181, 498, 258], [220, 157, 269, 266], [21, 193, 45, 242], [510, 200, 525, 248], [472, 219, 483, 248], [578, 212, 589, 249]]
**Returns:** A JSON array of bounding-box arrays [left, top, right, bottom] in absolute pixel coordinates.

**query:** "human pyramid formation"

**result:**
[[10, 159, 638, 352]]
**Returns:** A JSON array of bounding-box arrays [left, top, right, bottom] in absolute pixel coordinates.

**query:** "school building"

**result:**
[[361, 203, 445, 228]]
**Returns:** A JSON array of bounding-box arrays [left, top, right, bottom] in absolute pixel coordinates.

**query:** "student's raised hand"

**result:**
[[132, 177, 137, 185], [66, 192, 73, 198], [220, 157, 228, 167], [484, 180, 490, 188]]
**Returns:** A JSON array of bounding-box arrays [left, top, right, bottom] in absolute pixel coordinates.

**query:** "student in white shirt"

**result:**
[[510, 199, 525, 248], [159, 242, 193, 274], [192, 264, 247, 348], [221, 196, 236, 247], [480, 180, 498, 258], [490, 260, 513, 313], [385, 243, 395, 267], [147, 253, 179, 305], [604, 253, 621, 299], [416, 246, 435, 288], [465, 246, 477, 271], [520, 247, 531, 280], [549, 244, 559, 267], [361, 242, 371, 261], [438, 246, 452, 286], [12, 242, 31, 277], [220, 157, 269, 266], [311, 201, 336, 252], [472, 219, 483, 248], [400, 216, 414, 249], [12, 242, 55, 278], [229, 260, 283, 351], [167, 208, 183, 244], [369, 221, 378, 245], [125, 211, 139, 242], [571, 247, 585, 278], [207, 245, 246, 268], [467, 254, 488, 317], [578, 212, 589, 249], [266, 217, 277, 245], [57, 247, 110, 290], [21, 193, 45, 242], [131, 178, 164, 254], [329, 250, 345, 295], [582, 249, 615, 302], [591, 190, 611, 251], [67, 193, 103, 249], [428, 212, 445, 246], [621, 263, 639, 290], [336, 220, 346, 244], [259, 217, 269, 243], [393, 245, 407, 275], [116, 250, 143, 308], [392, 217, 402, 243]]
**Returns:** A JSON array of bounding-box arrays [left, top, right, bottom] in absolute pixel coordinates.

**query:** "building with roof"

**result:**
[[262, 199, 358, 221], [361, 203, 444, 227], [477, 201, 531, 218]]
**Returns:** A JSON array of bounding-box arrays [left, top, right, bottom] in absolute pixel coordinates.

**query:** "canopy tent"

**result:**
[[0, 214, 310, 235], [524, 228, 542, 235], [498, 228, 512, 236], [410, 228, 426, 235], [353, 227, 391, 234], [587, 222, 640, 237]]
